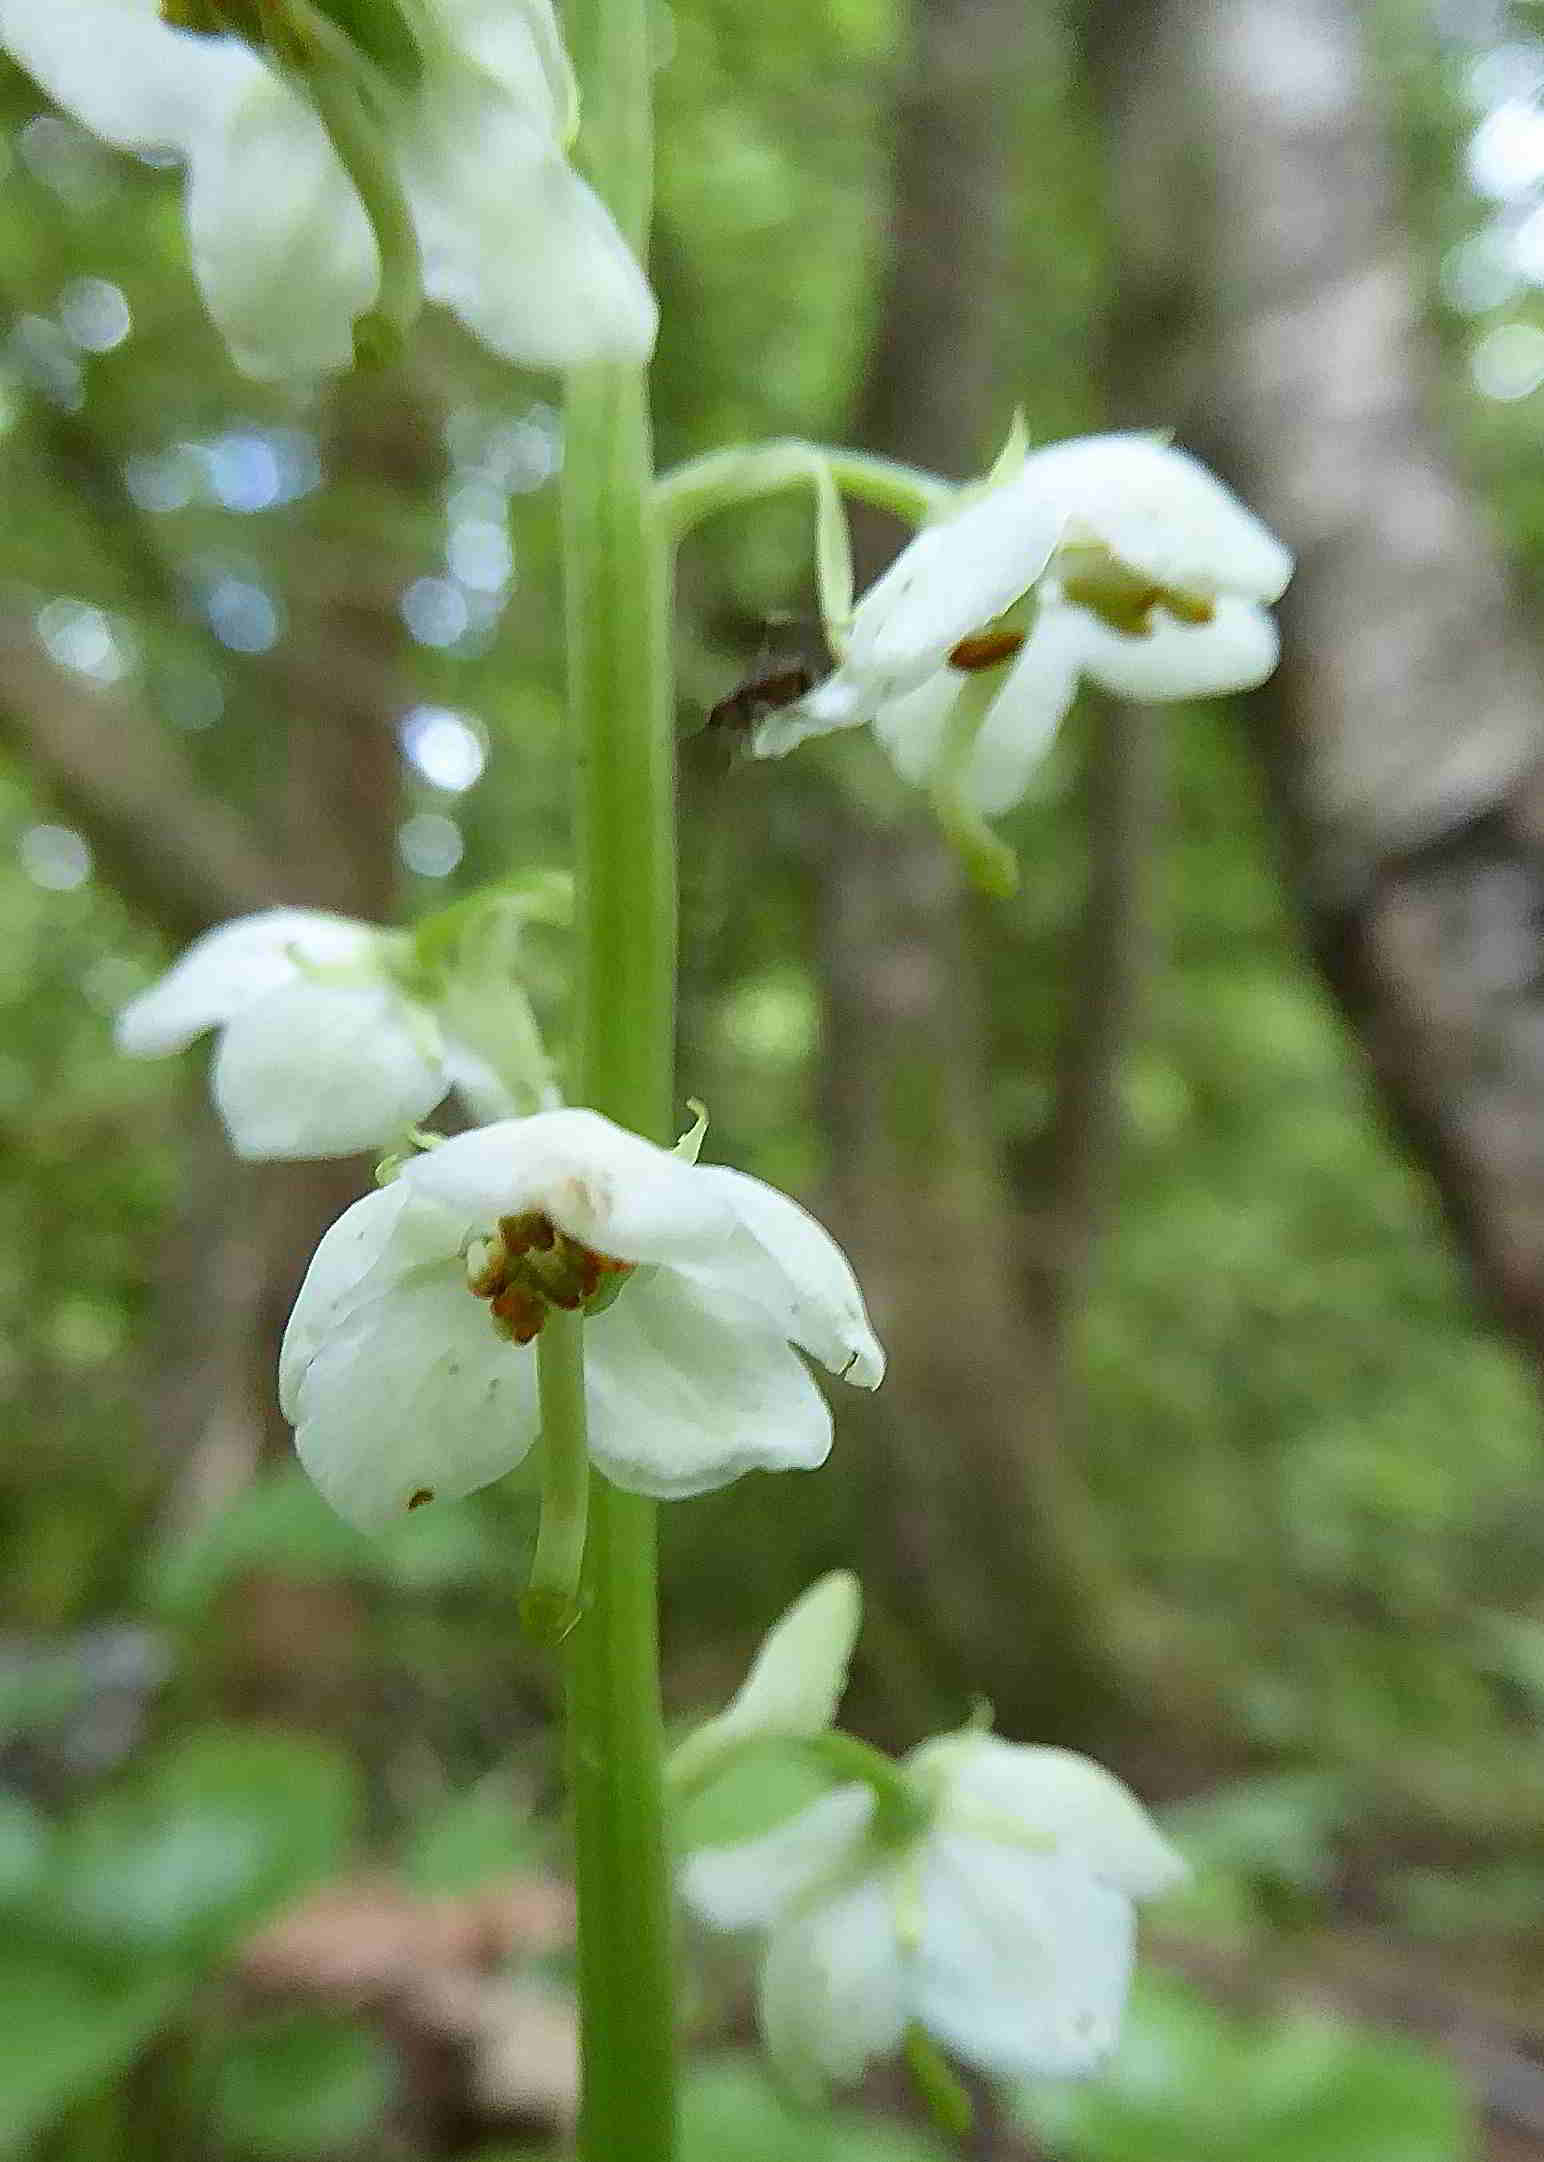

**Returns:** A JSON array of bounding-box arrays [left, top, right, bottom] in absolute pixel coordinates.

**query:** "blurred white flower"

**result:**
[[279, 1108, 885, 1528], [116, 908, 451, 1160], [0, 0, 656, 376], [755, 434, 1291, 819], [683, 1729, 1187, 2096]]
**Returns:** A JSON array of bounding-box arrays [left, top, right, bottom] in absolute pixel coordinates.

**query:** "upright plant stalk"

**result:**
[[560, 0, 678, 2152]]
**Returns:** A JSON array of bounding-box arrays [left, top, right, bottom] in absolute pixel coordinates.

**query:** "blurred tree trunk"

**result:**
[[1081, 0, 1544, 1376], [6, 363, 437, 1722], [817, 0, 1143, 1742]]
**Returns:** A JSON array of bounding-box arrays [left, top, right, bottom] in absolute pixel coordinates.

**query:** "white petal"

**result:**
[[425, 0, 576, 135], [584, 1269, 834, 1498], [185, 72, 377, 378], [962, 606, 1089, 814], [1026, 435, 1293, 603], [759, 1872, 911, 2096], [670, 1573, 861, 1789], [671, 1167, 884, 1387], [917, 1836, 1133, 2080], [919, 1737, 1188, 1900], [0, 0, 258, 153], [212, 981, 449, 1160], [871, 669, 961, 789], [115, 910, 380, 1057], [847, 485, 1060, 699], [682, 1785, 875, 1932], [289, 1266, 539, 1530], [752, 666, 872, 759], [280, 1184, 424, 1418], [1076, 594, 1280, 702], [400, 1110, 735, 1257], [406, 70, 656, 367]]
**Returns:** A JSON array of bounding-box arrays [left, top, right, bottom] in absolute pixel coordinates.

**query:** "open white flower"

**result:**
[[0, 0, 655, 376], [755, 434, 1291, 820], [279, 1108, 884, 1528], [117, 909, 452, 1160], [682, 1729, 1187, 2095]]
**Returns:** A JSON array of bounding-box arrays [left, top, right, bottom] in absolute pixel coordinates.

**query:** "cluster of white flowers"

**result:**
[[49, 0, 1279, 2102], [757, 433, 1292, 828], [674, 1575, 1188, 2098], [0, 0, 655, 375]]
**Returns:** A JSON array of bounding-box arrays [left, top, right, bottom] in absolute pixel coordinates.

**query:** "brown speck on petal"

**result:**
[[948, 628, 1026, 673]]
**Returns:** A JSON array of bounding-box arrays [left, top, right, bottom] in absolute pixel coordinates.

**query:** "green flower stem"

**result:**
[[562, 0, 677, 2154], [522, 1312, 590, 1642], [654, 438, 950, 542], [298, 43, 422, 360], [929, 671, 1020, 899]]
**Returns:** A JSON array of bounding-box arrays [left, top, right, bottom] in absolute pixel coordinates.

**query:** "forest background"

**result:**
[[5, 0, 1544, 2155]]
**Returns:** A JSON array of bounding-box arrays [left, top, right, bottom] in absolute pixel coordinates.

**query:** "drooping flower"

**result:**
[[116, 908, 455, 1160], [682, 1727, 1187, 2095], [279, 1108, 884, 1528], [754, 434, 1291, 822], [0, 0, 656, 377]]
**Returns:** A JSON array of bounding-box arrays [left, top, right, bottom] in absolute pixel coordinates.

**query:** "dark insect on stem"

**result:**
[[948, 628, 1026, 673], [705, 664, 813, 734]]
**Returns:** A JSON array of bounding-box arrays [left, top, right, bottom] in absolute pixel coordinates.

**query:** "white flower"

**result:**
[[117, 909, 452, 1160], [279, 1108, 885, 1528], [682, 1730, 1187, 2095], [0, 0, 655, 377], [756, 434, 1291, 819]]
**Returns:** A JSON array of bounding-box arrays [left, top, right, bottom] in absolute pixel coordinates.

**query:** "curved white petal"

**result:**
[[670, 1572, 861, 1789], [962, 606, 1089, 814], [400, 1109, 736, 1258], [280, 1183, 432, 1417], [115, 910, 380, 1057], [916, 1736, 1188, 1900], [0, 0, 258, 153], [406, 70, 656, 368], [289, 1266, 540, 1530], [425, 0, 575, 136], [584, 1269, 834, 1498], [1076, 594, 1280, 702], [441, 1038, 522, 1124], [848, 486, 1060, 700], [186, 72, 376, 378], [1027, 435, 1293, 603], [752, 666, 872, 759], [682, 1785, 875, 1932], [917, 1836, 1133, 2080], [871, 669, 960, 790], [759, 1872, 911, 2096], [212, 981, 449, 1160], [672, 1166, 884, 1387]]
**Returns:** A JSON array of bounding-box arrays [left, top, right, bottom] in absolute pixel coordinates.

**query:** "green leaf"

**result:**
[[402, 1776, 542, 1896], [50, 1726, 359, 1965], [0, 1929, 179, 2156], [1011, 1974, 1469, 2162], [212, 2011, 394, 2158], [0, 1790, 49, 1904], [682, 2053, 951, 2161], [142, 1467, 380, 1618], [675, 1742, 834, 1851]]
